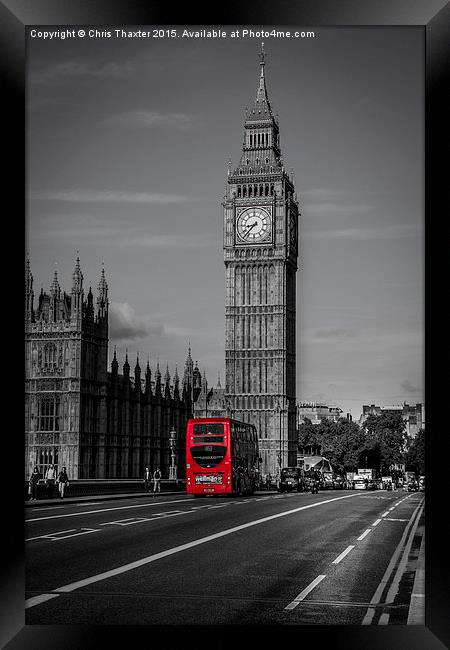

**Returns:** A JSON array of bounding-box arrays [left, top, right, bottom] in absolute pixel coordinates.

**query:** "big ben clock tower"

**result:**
[[223, 45, 299, 476]]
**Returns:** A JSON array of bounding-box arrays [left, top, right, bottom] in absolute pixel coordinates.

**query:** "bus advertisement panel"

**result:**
[[186, 418, 259, 496]]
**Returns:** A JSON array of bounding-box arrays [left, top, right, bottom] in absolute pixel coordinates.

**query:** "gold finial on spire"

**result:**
[[259, 41, 266, 66]]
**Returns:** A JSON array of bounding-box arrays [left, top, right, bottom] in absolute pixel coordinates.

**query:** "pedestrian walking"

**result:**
[[45, 464, 57, 499], [56, 466, 69, 499], [29, 467, 41, 501], [144, 467, 152, 493], [153, 467, 161, 493]]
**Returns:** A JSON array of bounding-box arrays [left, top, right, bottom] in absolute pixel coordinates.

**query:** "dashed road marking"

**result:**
[[332, 545, 355, 564], [357, 529, 372, 541], [285, 575, 327, 610]]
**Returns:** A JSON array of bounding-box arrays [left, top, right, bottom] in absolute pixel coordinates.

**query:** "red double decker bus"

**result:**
[[186, 417, 260, 497]]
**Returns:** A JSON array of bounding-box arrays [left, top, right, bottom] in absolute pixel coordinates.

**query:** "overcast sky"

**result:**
[[26, 26, 424, 418]]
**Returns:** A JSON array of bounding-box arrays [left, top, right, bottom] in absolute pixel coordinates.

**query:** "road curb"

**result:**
[[407, 530, 425, 624], [24, 490, 280, 507], [24, 491, 181, 507]]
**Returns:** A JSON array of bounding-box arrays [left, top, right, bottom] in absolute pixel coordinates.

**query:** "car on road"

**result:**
[[353, 477, 367, 490], [332, 475, 345, 489], [278, 467, 305, 492], [407, 480, 418, 492], [418, 476, 425, 491], [366, 479, 377, 491]]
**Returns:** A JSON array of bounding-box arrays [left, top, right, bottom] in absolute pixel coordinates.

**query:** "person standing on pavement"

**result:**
[[45, 464, 57, 499], [153, 467, 161, 493], [29, 467, 41, 501], [144, 467, 152, 493], [57, 466, 69, 499]]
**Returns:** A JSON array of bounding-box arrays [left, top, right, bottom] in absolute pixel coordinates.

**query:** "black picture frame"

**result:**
[[2, 0, 448, 647]]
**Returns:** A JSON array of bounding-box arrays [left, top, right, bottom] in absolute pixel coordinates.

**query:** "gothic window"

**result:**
[[237, 186, 241, 197], [43, 343, 57, 370], [36, 447, 59, 477], [265, 184, 269, 196], [37, 393, 61, 431]]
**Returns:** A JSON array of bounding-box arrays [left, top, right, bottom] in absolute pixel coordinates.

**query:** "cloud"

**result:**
[[109, 302, 158, 341], [303, 223, 422, 241], [30, 213, 217, 249], [401, 380, 421, 394], [101, 110, 196, 130], [304, 202, 373, 217], [30, 60, 135, 83], [314, 328, 357, 339], [30, 190, 192, 204]]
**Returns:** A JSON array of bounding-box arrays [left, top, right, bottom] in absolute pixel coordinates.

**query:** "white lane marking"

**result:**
[[25, 497, 192, 522], [332, 545, 355, 565], [381, 511, 390, 517], [26, 529, 77, 542], [208, 505, 228, 509], [51, 528, 99, 540], [357, 529, 372, 541], [26, 492, 362, 609], [99, 517, 151, 526], [378, 612, 390, 625], [285, 575, 327, 610], [25, 593, 60, 609], [385, 518, 409, 522], [75, 502, 102, 506], [100, 511, 191, 527], [362, 498, 424, 625], [372, 519, 382, 526], [30, 506, 65, 511]]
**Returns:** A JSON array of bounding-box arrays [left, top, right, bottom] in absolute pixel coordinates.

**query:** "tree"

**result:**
[[298, 418, 367, 474], [363, 412, 407, 475], [406, 429, 425, 476]]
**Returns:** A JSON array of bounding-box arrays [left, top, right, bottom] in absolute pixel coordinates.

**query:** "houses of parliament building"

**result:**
[[24, 256, 224, 479]]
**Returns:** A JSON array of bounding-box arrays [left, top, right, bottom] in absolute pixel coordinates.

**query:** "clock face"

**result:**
[[236, 207, 272, 244]]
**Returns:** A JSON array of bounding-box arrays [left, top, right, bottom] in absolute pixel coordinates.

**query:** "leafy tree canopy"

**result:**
[[298, 412, 409, 475], [405, 428, 425, 476]]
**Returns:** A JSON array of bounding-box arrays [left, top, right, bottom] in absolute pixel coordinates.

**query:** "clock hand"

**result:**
[[243, 221, 258, 237]]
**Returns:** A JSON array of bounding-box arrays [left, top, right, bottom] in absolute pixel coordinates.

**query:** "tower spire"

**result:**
[[25, 254, 34, 323]]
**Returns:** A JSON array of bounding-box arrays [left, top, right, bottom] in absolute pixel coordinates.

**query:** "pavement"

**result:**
[[24, 489, 279, 507], [25, 486, 406, 508]]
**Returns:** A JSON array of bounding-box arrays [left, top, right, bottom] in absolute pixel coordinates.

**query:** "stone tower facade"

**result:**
[[25, 256, 109, 479], [223, 46, 299, 476]]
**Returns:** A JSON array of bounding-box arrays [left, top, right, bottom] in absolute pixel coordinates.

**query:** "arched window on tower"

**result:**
[[43, 343, 57, 370], [37, 393, 61, 431]]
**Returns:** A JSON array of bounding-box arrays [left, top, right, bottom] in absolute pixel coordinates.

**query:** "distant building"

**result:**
[[358, 403, 424, 439], [297, 402, 351, 426]]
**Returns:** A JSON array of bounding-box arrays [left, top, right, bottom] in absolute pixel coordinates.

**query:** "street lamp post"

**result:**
[[169, 428, 177, 480]]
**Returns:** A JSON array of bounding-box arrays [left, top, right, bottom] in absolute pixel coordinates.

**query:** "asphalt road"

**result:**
[[25, 489, 425, 625]]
